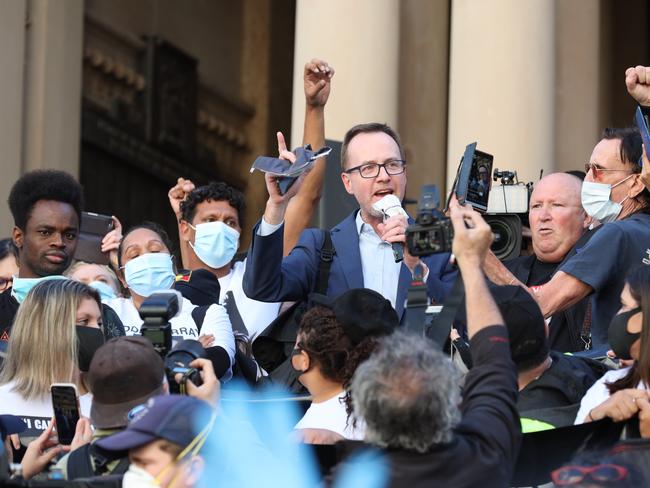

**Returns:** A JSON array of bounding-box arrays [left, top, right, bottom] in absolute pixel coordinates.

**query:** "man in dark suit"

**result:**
[[243, 122, 456, 319]]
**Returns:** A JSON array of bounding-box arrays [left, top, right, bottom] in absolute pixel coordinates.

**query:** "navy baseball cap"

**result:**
[[95, 395, 213, 454], [0, 415, 26, 442]]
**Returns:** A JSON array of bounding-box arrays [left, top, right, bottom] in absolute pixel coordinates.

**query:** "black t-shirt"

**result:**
[[0, 289, 19, 344], [527, 258, 558, 286]]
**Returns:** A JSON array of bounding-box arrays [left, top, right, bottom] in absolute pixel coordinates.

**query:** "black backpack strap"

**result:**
[[66, 443, 96, 479], [224, 291, 249, 336], [427, 274, 464, 348], [191, 305, 210, 335], [315, 230, 335, 295]]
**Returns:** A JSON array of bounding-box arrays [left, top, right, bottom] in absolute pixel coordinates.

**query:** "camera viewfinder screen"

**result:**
[[466, 150, 494, 213]]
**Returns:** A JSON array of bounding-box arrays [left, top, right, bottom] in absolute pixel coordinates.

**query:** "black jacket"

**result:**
[[332, 326, 521, 488], [518, 351, 608, 427]]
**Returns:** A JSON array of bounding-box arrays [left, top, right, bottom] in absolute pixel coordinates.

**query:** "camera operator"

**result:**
[[484, 127, 650, 351], [243, 123, 456, 320], [48, 336, 218, 481], [339, 197, 519, 487]]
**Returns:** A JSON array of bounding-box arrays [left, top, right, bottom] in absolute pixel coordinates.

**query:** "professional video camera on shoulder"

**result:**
[[138, 291, 180, 358], [484, 167, 533, 261]]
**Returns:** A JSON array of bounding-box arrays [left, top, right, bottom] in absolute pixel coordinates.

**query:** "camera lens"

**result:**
[[485, 215, 522, 261]]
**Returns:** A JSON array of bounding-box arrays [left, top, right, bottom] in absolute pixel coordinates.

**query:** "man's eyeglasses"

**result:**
[[551, 464, 629, 485], [345, 159, 406, 179], [584, 162, 630, 179]]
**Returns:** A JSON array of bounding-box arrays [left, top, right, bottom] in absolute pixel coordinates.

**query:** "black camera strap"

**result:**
[[403, 264, 429, 336], [427, 274, 464, 348]]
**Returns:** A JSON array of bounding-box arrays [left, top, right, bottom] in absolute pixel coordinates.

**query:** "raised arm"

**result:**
[[168, 177, 196, 270], [483, 250, 592, 318], [283, 59, 334, 255], [449, 197, 503, 336]]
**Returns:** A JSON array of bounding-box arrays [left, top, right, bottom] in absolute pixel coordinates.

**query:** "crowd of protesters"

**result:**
[[4, 60, 650, 488]]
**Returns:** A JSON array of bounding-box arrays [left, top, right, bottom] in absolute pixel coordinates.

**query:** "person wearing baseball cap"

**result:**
[[292, 288, 398, 443], [481, 286, 605, 430], [95, 395, 215, 488], [55, 336, 219, 480]]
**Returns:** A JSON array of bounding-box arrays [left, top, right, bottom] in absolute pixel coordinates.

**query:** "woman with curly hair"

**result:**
[[291, 288, 398, 441]]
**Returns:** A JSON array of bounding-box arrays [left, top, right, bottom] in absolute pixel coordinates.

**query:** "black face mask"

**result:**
[[290, 347, 311, 377], [608, 307, 642, 360], [76, 326, 105, 372]]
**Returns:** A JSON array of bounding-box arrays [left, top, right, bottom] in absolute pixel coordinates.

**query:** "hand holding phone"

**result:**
[[74, 212, 114, 265], [50, 383, 80, 445]]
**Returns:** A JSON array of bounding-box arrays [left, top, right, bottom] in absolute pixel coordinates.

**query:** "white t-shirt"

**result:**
[[0, 381, 91, 439], [104, 296, 235, 378], [294, 392, 365, 440], [218, 259, 281, 339], [574, 366, 649, 424]]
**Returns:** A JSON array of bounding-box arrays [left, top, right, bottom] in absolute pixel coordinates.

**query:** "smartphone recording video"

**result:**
[[450, 142, 494, 213], [73, 212, 114, 265], [51, 383, 80, 445]]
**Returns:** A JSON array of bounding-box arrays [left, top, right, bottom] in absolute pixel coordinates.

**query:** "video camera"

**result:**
[[485, 168, 533, 261], [405, 184, 453, 256]]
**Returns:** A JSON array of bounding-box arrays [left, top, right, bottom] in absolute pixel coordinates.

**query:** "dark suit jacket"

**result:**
[[243, 211, 457, 319]]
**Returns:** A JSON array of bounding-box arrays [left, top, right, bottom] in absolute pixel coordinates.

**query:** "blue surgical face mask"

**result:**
[[581, 174, 633, 224], [189, 221, 240, 269], [123, 253, 175, 297], [88, 280, 117, 301], [11, 275, 67, 303]]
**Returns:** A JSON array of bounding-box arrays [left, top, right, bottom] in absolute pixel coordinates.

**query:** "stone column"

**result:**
[[22, 0, 84, 176], [0, 1, 27, 235], [290, 0, 401, 145], [446, 0, 555, 187]]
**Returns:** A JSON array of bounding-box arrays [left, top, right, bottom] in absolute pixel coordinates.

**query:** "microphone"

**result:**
[[372, 194, 408, 263]]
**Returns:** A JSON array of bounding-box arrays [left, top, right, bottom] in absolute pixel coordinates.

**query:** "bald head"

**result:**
[[529, 173, 588, 263]]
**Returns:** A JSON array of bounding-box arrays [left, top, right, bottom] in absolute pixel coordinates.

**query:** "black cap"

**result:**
[[493, 285, 548, 368], [174, 269, 221, 307], [310, 288, 398, 345]]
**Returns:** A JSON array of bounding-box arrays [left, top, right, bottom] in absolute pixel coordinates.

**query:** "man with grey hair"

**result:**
[[348, 197, 521, 488]]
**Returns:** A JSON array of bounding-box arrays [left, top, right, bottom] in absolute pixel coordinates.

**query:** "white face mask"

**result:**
[[581, 174, 633, 224], [122, 464, 158, 488]]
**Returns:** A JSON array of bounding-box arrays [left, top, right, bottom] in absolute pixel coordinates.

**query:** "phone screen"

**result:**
[[465, 149, 494, 213], [636, 106, 650, 161], [51, 384, 80, 445], [74, 212, 114, 265]]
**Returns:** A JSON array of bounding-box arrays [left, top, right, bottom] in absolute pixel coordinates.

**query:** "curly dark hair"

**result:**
[[179, 182, 246, 227], [117, 221, 176, 269], [0, 238, 18, 261], [299, 307, 352, 383], [8, 170, 84, 229], [298, 306, 381, 427]]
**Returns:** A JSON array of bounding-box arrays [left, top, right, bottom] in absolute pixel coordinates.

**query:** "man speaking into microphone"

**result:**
[[243, 123, 456, 319]]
